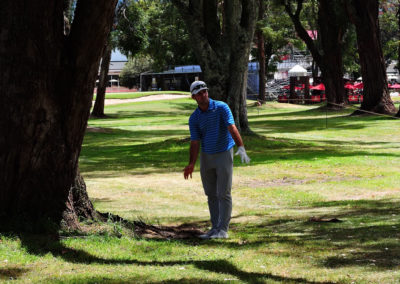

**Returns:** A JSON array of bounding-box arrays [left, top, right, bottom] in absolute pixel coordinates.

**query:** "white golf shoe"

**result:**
[[198, 228, 218, 239], [209, 230, 228, 239]]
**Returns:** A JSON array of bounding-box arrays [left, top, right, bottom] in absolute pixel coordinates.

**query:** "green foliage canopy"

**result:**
[[116, 0, 148, 57], [141, 0, 196, 71]]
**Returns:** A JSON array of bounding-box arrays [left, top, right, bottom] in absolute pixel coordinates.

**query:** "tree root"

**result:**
[[97, 212, 204, 239]]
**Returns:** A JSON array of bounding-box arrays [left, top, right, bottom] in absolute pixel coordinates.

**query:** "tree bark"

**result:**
[[282, 0, 346, 108], [346, 0, 396, 114], [318, 0, 346, 108], [172, 0, 258, 132], [63, 169, 98, 230], [0, 0, 117, 231], [257, 0, 266, 103], [396, 3, 400, 117], [92, 43, 112, 118]]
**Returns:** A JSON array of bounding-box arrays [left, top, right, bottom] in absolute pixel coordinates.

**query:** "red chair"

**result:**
[[278, 94, 288, 103], [311, 94, 321, 103], [348, 94, 358, 103]]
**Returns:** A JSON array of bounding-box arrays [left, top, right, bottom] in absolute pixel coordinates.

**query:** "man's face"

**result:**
[[192, 89, 209, 105]]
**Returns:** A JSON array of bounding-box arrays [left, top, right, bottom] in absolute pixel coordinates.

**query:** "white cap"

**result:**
[[190, 81, 208, 95]]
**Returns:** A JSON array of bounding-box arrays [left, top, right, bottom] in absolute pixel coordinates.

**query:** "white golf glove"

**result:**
[[235, 146, 250, 164]]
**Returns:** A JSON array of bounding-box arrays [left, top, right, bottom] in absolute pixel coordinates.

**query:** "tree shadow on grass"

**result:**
[[80, 129, 400, 177], [13, 232, 334, 284], [98, 198, 400, 271], [212, 199, 400, 270], [248, 105, 398, 138], [248, 104, 395, 120], [250, 115, 392, 135], [81, 101, 400, 177], [49, 276, 224, 284], [0, 220, 334, 284], [92, 109, 190, 120], [167, 101, 196, 112], [308, 199, 400, 269], [3, 198, 398, 282]]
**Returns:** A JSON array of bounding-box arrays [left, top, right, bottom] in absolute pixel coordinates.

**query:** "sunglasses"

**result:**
[[192, 84, 207, 92]]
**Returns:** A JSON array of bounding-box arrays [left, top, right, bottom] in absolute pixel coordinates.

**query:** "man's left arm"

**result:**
[[228, 124, 250, 163], [228, 124, 244, 147]]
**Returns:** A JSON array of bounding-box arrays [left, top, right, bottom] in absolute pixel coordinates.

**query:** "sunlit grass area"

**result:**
[[1, 97, 400, 283], [93, 90, 189, 100]]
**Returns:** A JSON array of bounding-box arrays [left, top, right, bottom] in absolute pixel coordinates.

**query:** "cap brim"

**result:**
[[192, 87, 208, 95]]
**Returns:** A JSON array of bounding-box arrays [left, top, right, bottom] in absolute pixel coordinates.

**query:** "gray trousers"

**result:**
[[200, 148, 233, 232]]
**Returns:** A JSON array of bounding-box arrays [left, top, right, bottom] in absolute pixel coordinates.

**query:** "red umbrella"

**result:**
[[389, 83, 400, 89], [282, 85, 290, 90], [310, 83, 325, 90], [354, 82, 364, 89], [344, 83, 356, 90]]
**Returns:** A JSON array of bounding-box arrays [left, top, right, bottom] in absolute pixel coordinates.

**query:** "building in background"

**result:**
[[98, 49, 128, 87], [139, 63, 259, 94]]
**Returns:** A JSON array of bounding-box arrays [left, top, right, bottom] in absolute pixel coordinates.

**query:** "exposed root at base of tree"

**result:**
[[350, 109, 396, 116], [65, 172, 205, 239], [309, 216, 342, 223], [97, 211, 205, 240], [350, 109, 373, 116], [134, 220, 205, 239]]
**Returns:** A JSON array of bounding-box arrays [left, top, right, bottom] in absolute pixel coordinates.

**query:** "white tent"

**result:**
[[109, 78, 119, 87], [388, 75, 400, 82], [288, 65, 307, 77]]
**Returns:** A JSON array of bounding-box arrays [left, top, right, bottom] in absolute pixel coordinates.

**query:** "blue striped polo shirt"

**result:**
[[189, 98, 235, 154]]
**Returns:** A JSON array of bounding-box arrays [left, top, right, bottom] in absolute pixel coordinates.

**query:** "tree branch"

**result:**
[[282, 0, 322, 65], [294, 0, 303, 17]]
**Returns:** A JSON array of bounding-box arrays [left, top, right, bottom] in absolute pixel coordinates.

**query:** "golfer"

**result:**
[[184, 80, 250, 239]]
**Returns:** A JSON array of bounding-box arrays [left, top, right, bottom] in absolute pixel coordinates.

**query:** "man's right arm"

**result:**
[[184, 140, 200, 179]]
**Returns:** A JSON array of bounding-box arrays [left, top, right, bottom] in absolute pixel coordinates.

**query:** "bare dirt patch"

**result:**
[[239, 177, 306, 188], [239, 176, 364, 188]]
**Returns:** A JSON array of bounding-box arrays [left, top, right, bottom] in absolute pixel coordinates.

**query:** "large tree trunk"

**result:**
[[346, 0, 396, 114], [92, 43, 112, 118], [172, 0, 258, 132], [396, 4, 400, 117], [257, 0, 266, 103], [282, 0, 346, 108], [0, 0, 117, 231], [318, 0, 345, 108]]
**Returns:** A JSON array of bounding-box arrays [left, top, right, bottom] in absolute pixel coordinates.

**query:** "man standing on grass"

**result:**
[[183, 80, 250, 239]]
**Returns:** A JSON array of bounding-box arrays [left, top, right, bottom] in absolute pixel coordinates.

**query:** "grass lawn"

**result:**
[[1, 97, 400, 283], [93, 91, 189, 100]]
